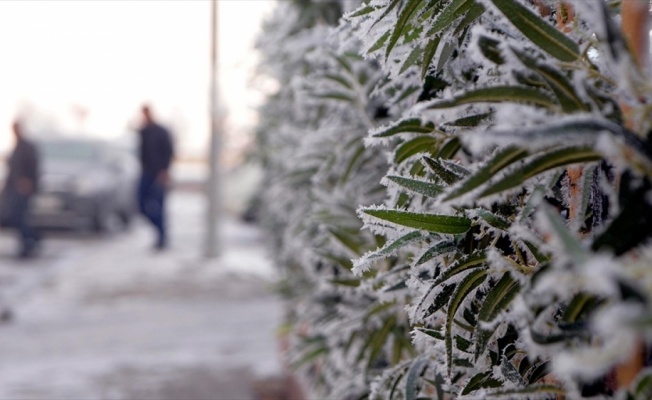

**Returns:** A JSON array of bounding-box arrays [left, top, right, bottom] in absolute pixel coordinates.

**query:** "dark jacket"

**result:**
[[5, 137, 39, 194], [138, 122, 174, 177]]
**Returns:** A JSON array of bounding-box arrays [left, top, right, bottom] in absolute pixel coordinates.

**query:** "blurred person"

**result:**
[[1, 120, 40, 258], [136, 105, 174, 250]]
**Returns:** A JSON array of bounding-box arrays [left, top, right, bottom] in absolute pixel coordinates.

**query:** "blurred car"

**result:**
[[29, 137, 139, 231]]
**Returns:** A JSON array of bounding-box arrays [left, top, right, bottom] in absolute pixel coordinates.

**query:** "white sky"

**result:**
[[0, 0, 276, 161]]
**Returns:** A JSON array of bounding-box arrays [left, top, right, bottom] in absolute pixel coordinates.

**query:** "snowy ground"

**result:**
[[0, 189, 287, 400]]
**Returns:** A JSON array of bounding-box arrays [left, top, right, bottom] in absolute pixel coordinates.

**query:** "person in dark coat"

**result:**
[[2, 120, 40, 258], [137, 105, 174, 250]]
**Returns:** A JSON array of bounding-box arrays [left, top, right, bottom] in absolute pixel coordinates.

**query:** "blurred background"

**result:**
[[0, 1, 295, 399], [0, 0, 276, 204]]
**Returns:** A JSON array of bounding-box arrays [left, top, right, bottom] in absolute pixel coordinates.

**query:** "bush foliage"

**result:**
[[254, 0, 652, 398]]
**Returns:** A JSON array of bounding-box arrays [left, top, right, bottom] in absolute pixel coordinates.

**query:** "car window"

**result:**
[[39, 141, 99, 162]]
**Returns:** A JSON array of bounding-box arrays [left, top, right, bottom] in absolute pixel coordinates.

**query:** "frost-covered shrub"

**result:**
[[255, 1, 419, 397], [255, 0, 652, 399]]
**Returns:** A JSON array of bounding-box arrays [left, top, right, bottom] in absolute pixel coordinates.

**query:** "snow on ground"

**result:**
[[0, 189, 286, 400]]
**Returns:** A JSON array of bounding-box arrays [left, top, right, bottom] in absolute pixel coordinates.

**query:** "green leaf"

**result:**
[[369, 31, 391, 53], [361, 231, 423, 263], [511, 47, 586, 112], [478, 35, 504, 64], [415, 241, 458, 265], [633, 369, 652, 400], [562, 292, 594, 323], [332, 53, 354, 75], [474, 273, 521, 360], [453, 1, 485, 35], [483, 384, 565, 398], [417, 327, 444, 340], [437, 137, 461, 159], [422, 283, 456, 317], [367, 315, 397, 368], [386, 0, 423, 59], [417, 251, 487, 315], [426, 86, 558, 109], [330, 278, 361, 287], [386, 175, 445, 198], [401, 46, 424, 73], [462, 371, 503, 395], [341, 143, 366, 183], [423, 156, 468, 185], [323, 73, 354, 90], [369, 0, 402, 30], [443, 146, 529, 201], [525, 361, 550, 384], [395, 136, 440, 164], [313, 92, 356, 103], [421, 37, 441, 77], [490, 0, 579, 62], [361, 209, 473, 234], [478, 146, 602, 198], [329, 228, 364, 255], [405, 358, 429, 400], [472, 208, 511, 231], [347, 4, 377, 19], [538, 204, 588, 263], [427, 0, 476, 38], [445, 112, 493, 127], [446, 269, 487, 376], [436, 41, 456, 71], [373, 118, 436, 138]]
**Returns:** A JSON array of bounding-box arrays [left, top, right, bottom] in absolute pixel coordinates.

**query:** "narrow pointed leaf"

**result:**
[[386, 0, 423, 59], [416, 251, 487, 314], [474, 273, 521, 359], [427, 0, 476, 38], [444, 146, 529, 201], [368, 31, 391, 53], [472, 208, 511, 231], [386, 175, 445, 198], [395, 136, 440, 164], [478, 146, 602, 198], [415, 241, 458, 265], [361, 231, 423, 264], [437, 137, 461, 159], [445, 112, 493, 127], [478, 35, 504, 64], [362, 208, 473, 234], [421, 37, 441, 77], [401, 46, 424, 73], [427, 86, 557, 109], [373, 118, 436, 138], [483, 384, 565, 398], [367, 315, 397, 368], [423, 157, 463, 185], [422, 283, 456, 317], [490, 0, 579, 61], [453, 1, 485, 35], [511, 47, 586, 112], [446, 269, 487, 376], [369, 0, 402, 29], [406, 358, 429, 400], [462, 371, 503, 395], [347, 4, 376, 19]]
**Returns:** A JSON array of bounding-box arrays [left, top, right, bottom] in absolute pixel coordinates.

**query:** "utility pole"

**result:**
[[205, 0, 221, 258]]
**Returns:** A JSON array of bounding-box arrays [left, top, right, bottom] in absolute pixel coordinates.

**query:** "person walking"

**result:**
[[1, 120, 40, 258], [136, 105, 174, 250]]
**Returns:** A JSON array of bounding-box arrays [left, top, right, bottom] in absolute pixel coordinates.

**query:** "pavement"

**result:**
[[0, 189, 294, 400]]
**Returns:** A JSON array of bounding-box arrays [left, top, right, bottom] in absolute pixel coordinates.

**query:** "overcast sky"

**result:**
[[0, 0, 275, 160]]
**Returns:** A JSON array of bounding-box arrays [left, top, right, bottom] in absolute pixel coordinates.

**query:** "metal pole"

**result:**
[[205, 0, 221, 258]]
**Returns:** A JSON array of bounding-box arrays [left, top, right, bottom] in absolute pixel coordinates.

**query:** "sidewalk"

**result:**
[[0, 190, 291, 400]]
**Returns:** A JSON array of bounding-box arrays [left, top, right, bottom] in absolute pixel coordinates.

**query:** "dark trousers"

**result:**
[[4, 188, 39, 256], [138, 174, 167, 247]]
